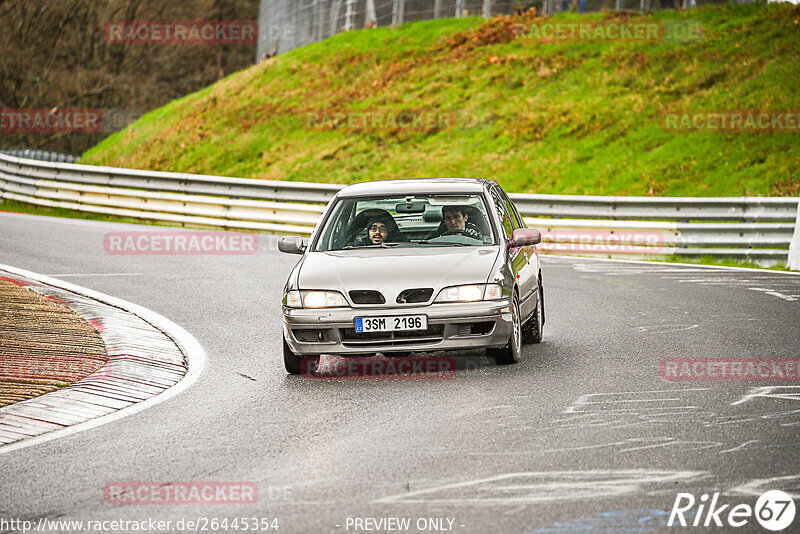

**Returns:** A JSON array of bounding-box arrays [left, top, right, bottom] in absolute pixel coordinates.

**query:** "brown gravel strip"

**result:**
[[0, 280, 108, 407]]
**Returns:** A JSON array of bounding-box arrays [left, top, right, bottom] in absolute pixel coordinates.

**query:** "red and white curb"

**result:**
[[0, 263, 205, 454]]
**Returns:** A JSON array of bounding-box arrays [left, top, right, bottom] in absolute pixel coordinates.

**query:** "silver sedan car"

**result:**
[[278, 178, 544, 374]]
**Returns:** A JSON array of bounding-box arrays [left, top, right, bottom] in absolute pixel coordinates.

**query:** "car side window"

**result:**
[[505, 196, 524, 229], [491, 190, 516, 240]]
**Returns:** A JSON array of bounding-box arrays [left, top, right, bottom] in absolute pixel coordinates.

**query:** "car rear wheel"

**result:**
[[522, 280, 543, 344], [487, 294, 521, 365], [283, 338, 320, 375]]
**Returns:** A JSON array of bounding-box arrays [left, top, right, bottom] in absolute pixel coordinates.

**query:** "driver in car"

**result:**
[[367, 220, 389, 245], [430, 205, 482, 240]]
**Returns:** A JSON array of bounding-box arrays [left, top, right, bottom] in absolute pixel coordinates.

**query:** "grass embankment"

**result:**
[[82, 3, 800, 197]]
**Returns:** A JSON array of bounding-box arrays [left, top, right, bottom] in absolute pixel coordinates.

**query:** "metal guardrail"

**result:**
[[0, 149, 80, 164], [1, 153, 797, 266], [790, 207, 800, 270], [511, 194, 798, 223]]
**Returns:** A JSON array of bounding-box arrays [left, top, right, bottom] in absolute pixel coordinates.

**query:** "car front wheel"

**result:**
[[487, 294, 522, 365], [283, 338, 320, 375]]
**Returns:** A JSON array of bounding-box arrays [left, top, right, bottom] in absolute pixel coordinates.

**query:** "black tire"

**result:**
[[283, 338, 319, 375], [522, 280, 544, 344], [487, 294, 522, 365]]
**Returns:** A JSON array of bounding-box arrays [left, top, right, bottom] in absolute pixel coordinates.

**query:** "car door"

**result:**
[[500, 187, 537, 320], [508, 196, 541, 286], [490, 186, 535, 320]]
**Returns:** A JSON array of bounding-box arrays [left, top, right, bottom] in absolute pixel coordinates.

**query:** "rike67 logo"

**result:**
[[668, 490, 795, 531]]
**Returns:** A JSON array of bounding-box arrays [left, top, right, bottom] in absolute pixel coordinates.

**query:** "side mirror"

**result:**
[[278, 236, 306, 254], [510, 228, 541, 248]]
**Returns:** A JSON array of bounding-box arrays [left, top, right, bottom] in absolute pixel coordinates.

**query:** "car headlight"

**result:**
[[284, 290, 348, 308], [434, 283, 504, 303]]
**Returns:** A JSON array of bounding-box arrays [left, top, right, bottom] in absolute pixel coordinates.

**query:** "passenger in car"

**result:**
[[427, 206, 482, 240]]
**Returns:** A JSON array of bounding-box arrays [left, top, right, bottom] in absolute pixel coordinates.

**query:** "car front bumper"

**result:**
[[283, 299, 513, 356]]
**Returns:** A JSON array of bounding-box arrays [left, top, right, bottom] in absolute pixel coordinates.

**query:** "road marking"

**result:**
[[759, 408, 800, 420], [720, 440, 759, 454], [561, 257, 800, 302], [747, 287, 798, 301], [564, 389, 710, 414], [619, 437, 721, 453], [730, 475, 800, 499], [714, 417, 755, 425], [373, 470, 707, 505], [731, 386, 800, 406], [43, 273, 142, 277], [636, 324, 699, 334], [548, 255, 800, 276], [527, 508, 675, 533]]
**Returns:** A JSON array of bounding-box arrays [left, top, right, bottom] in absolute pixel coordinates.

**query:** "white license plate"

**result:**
[[354, 315, 427, 333]]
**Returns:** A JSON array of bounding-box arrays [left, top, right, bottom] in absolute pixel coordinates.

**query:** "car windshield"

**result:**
[[314, 194, 496, 252]]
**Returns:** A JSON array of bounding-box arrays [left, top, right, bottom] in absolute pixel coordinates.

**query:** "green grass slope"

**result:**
[[82, 4, 800, 196]]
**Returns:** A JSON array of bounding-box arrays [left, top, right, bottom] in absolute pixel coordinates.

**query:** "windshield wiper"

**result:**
[[414, 240, 472, 246], [341, 242, 401, 250]]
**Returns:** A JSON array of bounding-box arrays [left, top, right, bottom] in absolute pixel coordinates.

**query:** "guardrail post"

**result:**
[[788, 196, 800, 270], [313, 0, 322, 40], [293, 0, 301, 49], [329, 0, 342, 36], [392, 0, 404, 26], [345, 0, 355, 30], [455, 0, 464, 17], [365, 0, 377, 26], [434, 0, 442, 18]]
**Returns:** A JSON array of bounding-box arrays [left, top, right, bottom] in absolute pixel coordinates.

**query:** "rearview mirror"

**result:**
[[395, 202, 426, 213], [510, 228, 541, 247], [278, 236, 306, 254]]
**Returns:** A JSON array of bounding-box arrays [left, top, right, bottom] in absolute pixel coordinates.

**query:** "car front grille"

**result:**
[[396, 288, 433, 304], [349, 290, 386, 304]]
